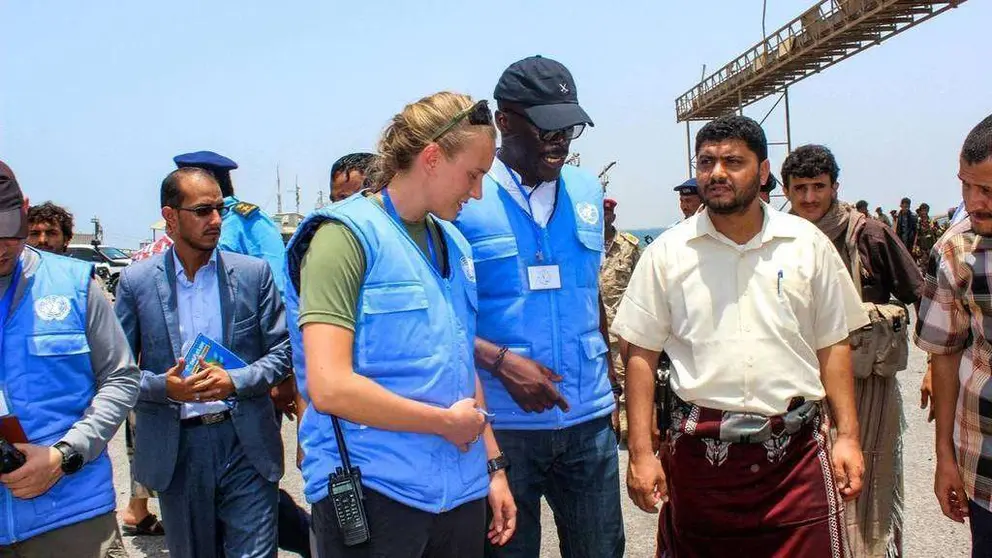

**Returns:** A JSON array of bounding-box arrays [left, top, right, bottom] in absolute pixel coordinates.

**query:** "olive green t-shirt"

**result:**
[[298, 195, 445, 331]]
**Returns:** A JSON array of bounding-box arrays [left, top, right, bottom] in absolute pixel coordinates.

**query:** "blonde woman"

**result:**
[[284, 92, 516, 557]]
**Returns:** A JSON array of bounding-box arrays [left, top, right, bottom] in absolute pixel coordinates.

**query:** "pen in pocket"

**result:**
[[777, 270, 784, 295]]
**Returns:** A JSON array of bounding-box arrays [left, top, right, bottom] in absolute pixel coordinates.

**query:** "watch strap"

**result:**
[[54, 441, 82, 474], [487, 453, 510, 475]]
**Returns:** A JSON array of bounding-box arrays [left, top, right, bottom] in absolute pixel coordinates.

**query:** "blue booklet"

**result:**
[[182, 333, 247, 377]]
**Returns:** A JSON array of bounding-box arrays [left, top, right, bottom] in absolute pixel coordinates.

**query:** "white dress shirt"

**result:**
[[488, 158, 558, 228], [173, 250, 228, 419], [611, 205, 869, 416]]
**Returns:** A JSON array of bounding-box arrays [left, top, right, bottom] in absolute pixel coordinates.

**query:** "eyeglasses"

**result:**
[[430, 100, 493, 141], [500, 108, 586, 142], [176, 203, 229, 218]]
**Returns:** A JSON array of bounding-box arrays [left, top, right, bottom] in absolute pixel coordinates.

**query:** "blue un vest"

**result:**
[[284, 195, 487, 513], [454, 165, 614, 430], [0, 252, 115, 544]]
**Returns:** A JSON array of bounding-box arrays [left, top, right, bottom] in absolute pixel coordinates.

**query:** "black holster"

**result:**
[[655, 352, 672, 435]]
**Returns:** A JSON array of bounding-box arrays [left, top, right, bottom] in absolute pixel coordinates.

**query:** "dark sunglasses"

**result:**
[[430, 100, 493, 141], [501, 107, 586, 142], [176, 203, 229, 218]]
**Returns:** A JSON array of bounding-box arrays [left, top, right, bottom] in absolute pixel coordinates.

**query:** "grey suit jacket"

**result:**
[[114, 248, 291, 491]]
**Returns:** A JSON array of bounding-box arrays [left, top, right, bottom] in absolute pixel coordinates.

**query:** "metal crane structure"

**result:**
[[675, 0, 967, 177], [599, 161, 618, 191]]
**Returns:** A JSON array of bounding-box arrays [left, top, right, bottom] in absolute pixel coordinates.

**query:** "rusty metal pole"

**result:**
[[784, 87, 793, 153], [686, 120, 693, 178]]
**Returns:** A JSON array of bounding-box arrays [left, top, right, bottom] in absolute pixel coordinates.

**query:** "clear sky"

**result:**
[[2, 1, 988, 247]]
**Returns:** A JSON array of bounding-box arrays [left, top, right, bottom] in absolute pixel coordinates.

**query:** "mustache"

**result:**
[[542, 149, 568, 158]]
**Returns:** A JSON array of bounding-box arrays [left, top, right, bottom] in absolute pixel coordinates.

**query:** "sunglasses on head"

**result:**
[[430, 100, 493, 141], [500, 107, 586, 142], [176, 203, 229, 218]]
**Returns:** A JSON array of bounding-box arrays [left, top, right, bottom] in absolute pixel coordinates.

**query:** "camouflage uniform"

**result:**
[[599, 230, 641, 439]]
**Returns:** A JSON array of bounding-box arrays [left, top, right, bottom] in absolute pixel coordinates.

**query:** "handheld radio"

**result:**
[[328, 416, 371, 546]]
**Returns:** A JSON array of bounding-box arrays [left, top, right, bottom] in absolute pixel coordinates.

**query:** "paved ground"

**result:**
[[112, 340, 971, 557]]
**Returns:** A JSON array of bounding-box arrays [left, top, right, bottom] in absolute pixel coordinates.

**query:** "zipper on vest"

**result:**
[[542, 229, 565, 429], [440, 281, 455, 513], [3, 489, 15, 543]]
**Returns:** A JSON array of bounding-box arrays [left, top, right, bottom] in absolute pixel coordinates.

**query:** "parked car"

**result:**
[[65, 244, 130, 294]]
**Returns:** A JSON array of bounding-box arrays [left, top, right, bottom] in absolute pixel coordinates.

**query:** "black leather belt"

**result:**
[[180, 411, 231, 428]]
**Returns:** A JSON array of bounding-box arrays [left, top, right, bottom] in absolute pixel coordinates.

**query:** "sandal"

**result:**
[[122, 513, 165, 536]]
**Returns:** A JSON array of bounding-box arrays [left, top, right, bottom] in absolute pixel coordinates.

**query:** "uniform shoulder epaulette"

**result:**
[[232, 201, 259, 217], [621, 231, 640, 245]]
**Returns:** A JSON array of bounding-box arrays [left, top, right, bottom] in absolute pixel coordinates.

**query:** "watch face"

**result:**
[[57, 443, 84, 474], [65, 451, 84, 473]]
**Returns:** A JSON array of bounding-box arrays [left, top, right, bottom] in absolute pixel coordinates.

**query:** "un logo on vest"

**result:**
[[35, 295, 71, 321], [576, 202, 599, 225]]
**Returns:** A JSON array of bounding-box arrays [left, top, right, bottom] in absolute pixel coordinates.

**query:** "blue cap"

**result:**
[[674, 178, 698, 196], [173, 151, 238, 172]]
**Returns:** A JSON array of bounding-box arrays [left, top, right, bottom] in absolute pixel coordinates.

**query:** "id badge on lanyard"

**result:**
[[504, 162, 562, 292]]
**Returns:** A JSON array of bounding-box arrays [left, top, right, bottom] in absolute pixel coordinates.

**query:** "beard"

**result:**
[[702, 175, 761, 215], [179, 228, 219, 252]]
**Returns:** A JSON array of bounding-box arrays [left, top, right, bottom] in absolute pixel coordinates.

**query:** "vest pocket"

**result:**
[[357, 284, 433, 366], [574, 229, 604, 287], [471, 235, 521, 297], [25, 332, 92, 427], [849, 326, 878, 380], [482, 344, 532, 416], [578, 331, 610, 403], [27, 332, 90, 356], [575, 228, 604, 253]]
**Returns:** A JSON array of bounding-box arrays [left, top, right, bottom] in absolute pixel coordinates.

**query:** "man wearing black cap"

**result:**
[[0, 160, 139, 556], [455, 56, 625, 557], [674, 178, 702, 220]]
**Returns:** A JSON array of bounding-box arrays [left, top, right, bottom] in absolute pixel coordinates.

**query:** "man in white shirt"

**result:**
[[613, 115, 867, 558]]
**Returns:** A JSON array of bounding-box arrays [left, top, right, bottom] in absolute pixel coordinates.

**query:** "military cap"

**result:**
[[173, 151, 238, 172], [674, 178, 698, 196]]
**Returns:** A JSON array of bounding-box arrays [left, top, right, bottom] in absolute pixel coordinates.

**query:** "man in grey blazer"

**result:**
[[115, 167, 291, 558]]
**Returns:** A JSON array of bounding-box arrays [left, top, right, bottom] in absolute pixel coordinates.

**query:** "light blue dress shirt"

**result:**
[[173, 249, 229, 419]]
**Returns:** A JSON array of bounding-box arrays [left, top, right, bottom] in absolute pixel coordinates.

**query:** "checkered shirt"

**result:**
[[914, 216, 992, 511]]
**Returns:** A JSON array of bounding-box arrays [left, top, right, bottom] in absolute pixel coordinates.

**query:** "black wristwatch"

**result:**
[[487, 453, 510, 475], [54, 442, 83, 475]]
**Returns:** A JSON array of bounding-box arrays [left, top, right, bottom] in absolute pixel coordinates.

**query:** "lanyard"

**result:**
[[381, 188, 440, 273], [503, 162, 555, 262], [504, 161, 540, 218]]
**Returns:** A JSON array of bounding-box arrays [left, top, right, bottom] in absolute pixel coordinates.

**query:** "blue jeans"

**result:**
[[486, 416, 624, 558]]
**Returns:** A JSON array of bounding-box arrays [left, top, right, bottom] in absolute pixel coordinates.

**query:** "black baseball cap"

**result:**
[[0, 160, 27, 239], [494, 55, 594, 131]]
